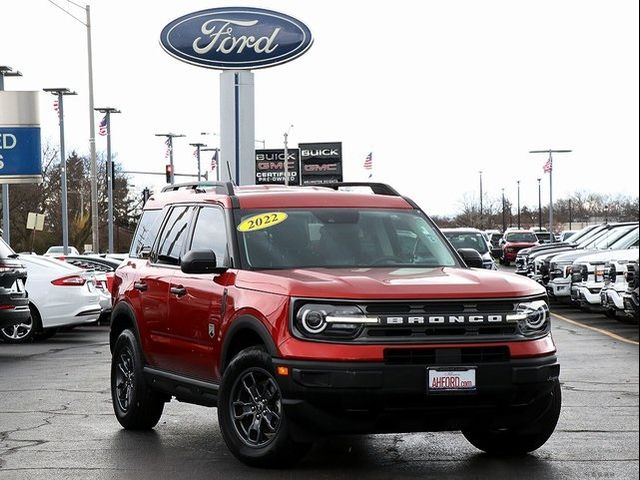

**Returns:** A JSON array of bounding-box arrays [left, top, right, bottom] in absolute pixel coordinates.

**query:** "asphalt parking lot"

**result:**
[[0, 310, 638, 480]]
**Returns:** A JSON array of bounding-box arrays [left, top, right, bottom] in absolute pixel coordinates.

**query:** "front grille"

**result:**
[[384, 346, 510, 365]]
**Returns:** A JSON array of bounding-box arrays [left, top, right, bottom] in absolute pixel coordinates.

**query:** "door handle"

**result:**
[[133, 281, 148, 292], [170, 285, 187, 297]]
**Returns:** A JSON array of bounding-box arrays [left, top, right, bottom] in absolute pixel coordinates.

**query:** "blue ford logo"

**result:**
[[160, 7, 313, 70]]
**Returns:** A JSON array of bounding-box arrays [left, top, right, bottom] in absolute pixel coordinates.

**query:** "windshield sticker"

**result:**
[[237, 212, 288, 232]]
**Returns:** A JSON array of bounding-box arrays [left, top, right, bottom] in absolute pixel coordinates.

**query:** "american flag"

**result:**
[[211, 149, 218, 170], [164, 138, 171, 159], [543, 157, 553, 173], [193, 148, 198, 157], [53, 99, 59, 116], [98, 115, 107, 136], [364, 152, 373, 170]]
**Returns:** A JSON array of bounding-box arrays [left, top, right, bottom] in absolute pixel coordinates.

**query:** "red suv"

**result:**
[[501, 230, 539, 265], [110, 182, 560, 467]]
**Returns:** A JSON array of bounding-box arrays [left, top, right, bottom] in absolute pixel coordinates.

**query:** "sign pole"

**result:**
[[59, 92, 70, 256], [96, 107, 120, 253]]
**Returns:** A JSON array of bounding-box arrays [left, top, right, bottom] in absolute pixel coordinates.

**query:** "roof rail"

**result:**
[[320, 182, 401, 196], [161, 181, 235, 195]]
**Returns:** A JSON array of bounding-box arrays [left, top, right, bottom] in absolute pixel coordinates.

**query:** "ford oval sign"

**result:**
[[160, 7, 313, 70]]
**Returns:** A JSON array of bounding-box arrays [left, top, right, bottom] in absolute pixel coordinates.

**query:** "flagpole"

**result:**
[[96, 107, 120, 253]]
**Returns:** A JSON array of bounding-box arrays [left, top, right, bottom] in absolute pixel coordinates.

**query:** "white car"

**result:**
[[44, 246, 80, 257], [0, 255, 102, 343]]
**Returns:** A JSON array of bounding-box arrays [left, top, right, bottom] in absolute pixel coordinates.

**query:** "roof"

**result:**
[[144, 184, 414, 210], [441, 228, 483, 234]]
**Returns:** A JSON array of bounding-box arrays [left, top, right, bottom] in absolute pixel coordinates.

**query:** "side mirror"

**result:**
[[139, 246, 152, 259], [458, 248, 484, 268], [181, 249, 228, 274]]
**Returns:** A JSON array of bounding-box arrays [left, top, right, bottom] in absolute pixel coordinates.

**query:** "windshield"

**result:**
[[235, 209, 459, 269], [535, 233, 553, 241], [594, 226, 638, 249], [505, 232, 537, 243], [443, 231, 489, 254], [46, 247, 64, 253]]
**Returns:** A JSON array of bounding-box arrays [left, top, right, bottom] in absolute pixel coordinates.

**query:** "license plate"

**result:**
[[428, 368, 476, 392]]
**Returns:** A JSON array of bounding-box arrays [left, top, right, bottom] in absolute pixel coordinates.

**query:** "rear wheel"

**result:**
[[0, 305, 41, 344], [111, 329, 165, 430], [463, 379, 561, 455], [218, 347, 311, 467]]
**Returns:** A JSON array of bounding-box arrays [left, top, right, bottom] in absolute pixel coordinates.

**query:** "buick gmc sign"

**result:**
[[300, 142, 343, 185], [255, 149, 300, 185], [160, 7, 313, 69]]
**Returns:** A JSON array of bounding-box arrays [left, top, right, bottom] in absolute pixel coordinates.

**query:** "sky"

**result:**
[[1, 0, 638, 215]]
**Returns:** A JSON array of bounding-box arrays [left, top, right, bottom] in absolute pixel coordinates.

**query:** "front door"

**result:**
[[167, 206, 230, 381]]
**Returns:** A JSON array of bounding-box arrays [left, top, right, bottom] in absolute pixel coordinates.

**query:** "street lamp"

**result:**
[[537, 178, 542, 230], [189, 142, 207, 181], [283, 124, 294, 186], [155, 133, 185, 184], [95, 107, 121, 253], [479, 171, 483, 230], [501, 188, 506, 232], [604, 205, 609, 223], [517, 180, 521, 229], [0, 65, 23, 244], [46, 1, 101, 253], [44, 87, 78, 255]]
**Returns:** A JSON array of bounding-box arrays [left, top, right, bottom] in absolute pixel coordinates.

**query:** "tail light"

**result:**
[[51, 275, 86, 286], [105, 272, 115, 293]]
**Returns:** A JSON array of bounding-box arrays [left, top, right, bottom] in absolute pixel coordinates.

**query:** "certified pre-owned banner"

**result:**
[[299, 142, 342, 185], [255, 149, 300, 185]]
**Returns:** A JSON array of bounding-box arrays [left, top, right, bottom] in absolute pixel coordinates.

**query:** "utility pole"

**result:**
[[501, 188, 506, 232], [0, 65, 22, 245], [530, 149, 572, 239], [156, 133, 185, 184], [202, 147, 220, 181], [45, 1, 100, 253], [283, 124, 293, 186], [537, 178, 542, 230], [479, 171, 483, 230], [517, 180, 521, 229], [189, 143, 206, 181], [569, 199, 573, 230], [95, 107, 120, 253], [44, 88, 77, 255]]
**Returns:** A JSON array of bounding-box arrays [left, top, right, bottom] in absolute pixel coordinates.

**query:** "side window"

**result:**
[[189, 207, 229, 265], [129, 210, 162, 258], [155, 206, 194, 264]]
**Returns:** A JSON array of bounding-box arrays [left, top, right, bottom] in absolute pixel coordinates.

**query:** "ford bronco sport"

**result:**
[[110, 182, 561, 467]]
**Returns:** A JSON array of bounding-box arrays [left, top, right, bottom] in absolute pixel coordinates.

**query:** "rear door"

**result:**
[[167, 205, 230, 380], [140, 205, 195, 370]]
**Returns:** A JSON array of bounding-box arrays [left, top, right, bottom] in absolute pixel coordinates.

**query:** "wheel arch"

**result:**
[[220, 315, 278, 373], [109, 301, 141, 354]]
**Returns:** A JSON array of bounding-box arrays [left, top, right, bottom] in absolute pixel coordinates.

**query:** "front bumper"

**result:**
[[623, 292, 639, 317], [571, 285, 603, 305], [600, 287, 626, 311], [0, 292, 30, 329], [547, 279, 572, 298], [274, 352, 560, 437]]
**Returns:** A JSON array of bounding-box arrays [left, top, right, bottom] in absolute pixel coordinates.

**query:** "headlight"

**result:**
[[507, 300, 551, 336], [294, 303, 374, 339]]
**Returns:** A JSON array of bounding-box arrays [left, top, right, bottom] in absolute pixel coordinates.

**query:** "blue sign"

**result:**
[[0, 127, 42, 183], [160, 7, 313, 70]]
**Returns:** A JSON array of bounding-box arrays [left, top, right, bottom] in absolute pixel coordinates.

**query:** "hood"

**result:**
[[235, 267, 545, 300], [548, 249, 600, 264], [575, 248, 639, 265], [531, 246, 576, 260], [521, 242, 572, 256], [504, 242, 537, 248]]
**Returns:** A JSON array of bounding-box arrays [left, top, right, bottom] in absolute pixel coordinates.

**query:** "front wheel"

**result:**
[[0, 305, 41, 344], [111, 329, 165, 430], [462, 379, 561, 455], [218, 347, 311, 467]]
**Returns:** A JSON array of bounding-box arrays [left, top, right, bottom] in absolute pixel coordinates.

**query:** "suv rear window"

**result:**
[[505, 232, 537, 243]]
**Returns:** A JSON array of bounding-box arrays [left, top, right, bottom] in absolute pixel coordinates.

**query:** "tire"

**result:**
[[462, 379, 561, 455], [0, 304, 41, 344], [111, 329, 165, 430], [218, 347, 311, 467], [35, 327, 58, 341], [605, 309, 617, 319]]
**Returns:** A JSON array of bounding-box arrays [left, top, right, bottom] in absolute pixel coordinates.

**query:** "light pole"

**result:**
[[569, 199, 573, 229], [283, 124, 294, 186], [44, 88, 77, 255], [189, 143, 206, 181], [529, 149, 572, 238], [517, 180, 521, 229], [155, 133, 185, 184], [501, 188, 506, 232], [0, 65, 22, 244], [604, 205, 609, 223], [202, 148, 220, 181], [479, 171, 483, 230], [46, 1, 101, 254], [95, 107, 120, 253], [537, 178, 542, 230]]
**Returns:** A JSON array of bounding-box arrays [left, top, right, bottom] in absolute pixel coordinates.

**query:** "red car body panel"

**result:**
[[503, 241, 538, 262]]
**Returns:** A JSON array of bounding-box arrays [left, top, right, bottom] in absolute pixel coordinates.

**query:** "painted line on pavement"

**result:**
[[553, 312, 639, 346]]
